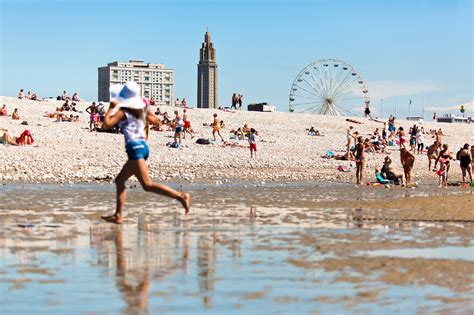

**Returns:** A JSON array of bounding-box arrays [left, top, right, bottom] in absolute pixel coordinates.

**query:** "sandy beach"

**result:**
[[1, 96, 472, 185]]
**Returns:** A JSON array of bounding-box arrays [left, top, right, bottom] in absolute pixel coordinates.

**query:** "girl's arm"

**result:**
[[103, 101, 124, 128], [146, 110, 162, 127], [85, 106, 91, 114]]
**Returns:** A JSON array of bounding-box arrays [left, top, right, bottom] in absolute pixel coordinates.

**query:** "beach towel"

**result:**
[[326, 150, 335, 157], [375, 173, 393, 184]]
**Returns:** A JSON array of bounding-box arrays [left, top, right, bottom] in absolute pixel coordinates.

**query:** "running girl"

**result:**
[[101, 82, 190, 224]]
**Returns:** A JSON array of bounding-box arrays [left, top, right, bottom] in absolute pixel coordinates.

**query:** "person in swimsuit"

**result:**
[[11, 108, 20, 120], [100, 82, 190, 224], [212, 113, 224, 142], [173, 110, 184, 146], [396, 127, 406, 149], [400, 148, 415, 185], [354, 136, 365, 184], [182, 108, 194, 140], [86, 102, 99, 132], [248, 128, 258, 158], [435, 144, 452, 187], [346, 126, 354, 153], [457, 143, 472, 182]]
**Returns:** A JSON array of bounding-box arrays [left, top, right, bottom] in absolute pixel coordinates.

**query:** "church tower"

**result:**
[[197, 31, 218, 108]]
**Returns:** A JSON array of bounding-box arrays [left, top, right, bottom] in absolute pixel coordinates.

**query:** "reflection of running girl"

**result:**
[[101, 82, 190, 224]]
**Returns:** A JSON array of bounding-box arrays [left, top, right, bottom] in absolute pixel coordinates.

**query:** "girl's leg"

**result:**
[[134, 159, 190, 214], [102, 160, 135, 224], [218, 131, 224, 141], [461, 167, 466, 182], [212, 130, 216, 141]]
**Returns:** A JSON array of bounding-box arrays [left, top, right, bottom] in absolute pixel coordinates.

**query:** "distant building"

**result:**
[[197, 31, 218, 109], [98, 60, 174, 106]]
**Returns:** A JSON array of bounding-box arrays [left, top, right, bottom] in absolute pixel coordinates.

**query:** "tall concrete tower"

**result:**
[[197, 31, 218, 109]]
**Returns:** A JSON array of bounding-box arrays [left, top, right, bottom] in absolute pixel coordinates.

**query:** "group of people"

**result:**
[[230, 93, 243, 110], [18, 89, 39, 101], [0, 104, 21, 120], [57, 90, 82, 102], [173, 98, 188, 108]]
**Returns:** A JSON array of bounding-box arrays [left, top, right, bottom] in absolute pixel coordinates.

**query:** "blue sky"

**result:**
[[1, 0, 472, 118]]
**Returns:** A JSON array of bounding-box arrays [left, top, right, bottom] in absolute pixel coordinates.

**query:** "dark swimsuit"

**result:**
[[460, 154, 470, 168]]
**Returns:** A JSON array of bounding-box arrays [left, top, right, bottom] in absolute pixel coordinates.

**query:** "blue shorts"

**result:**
[[176, 127, 183, 133], [125, 140, 149, 160]]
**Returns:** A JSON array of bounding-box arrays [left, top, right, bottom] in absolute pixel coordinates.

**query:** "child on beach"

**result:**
[[435, 144, 451, 188], [249, 128, 258, 158], [212, 113, 224, 142], [100, 82, 190, 224], [173, 110, 184, 146]]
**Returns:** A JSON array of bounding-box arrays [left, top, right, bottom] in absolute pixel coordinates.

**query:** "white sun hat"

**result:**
[[109, 81, 144, 109]]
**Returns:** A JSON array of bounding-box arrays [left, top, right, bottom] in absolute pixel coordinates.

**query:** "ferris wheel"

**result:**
[[289, 59, 370, 116]]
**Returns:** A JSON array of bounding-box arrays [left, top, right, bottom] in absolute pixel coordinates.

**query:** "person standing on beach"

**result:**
[[435, 144, 452, 188], [456, 144, 472, 183], [86, 102, 99, 132], [182, 108, 194, 140], [238, 94, 243, 110], [173, 110, 184, 146], [354, 136, 365, 184], [400, 148, 415, 185], [100, 82, 190, 224], [212, 113, 224, 142], [248, 128, 257, 158], [346, 126, 355, 153], [231, 93, 237, 109], [416, 127, 425, 154]]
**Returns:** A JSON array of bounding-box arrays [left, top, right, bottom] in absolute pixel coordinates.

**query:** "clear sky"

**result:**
[[1, 0, 472, 118]]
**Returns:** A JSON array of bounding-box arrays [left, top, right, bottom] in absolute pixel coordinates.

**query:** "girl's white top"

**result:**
[[248, 133, 256, 144], [118, 109, 146, 144]]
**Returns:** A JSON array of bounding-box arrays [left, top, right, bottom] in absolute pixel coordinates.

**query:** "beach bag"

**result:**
[[196, 138, 210, 145]]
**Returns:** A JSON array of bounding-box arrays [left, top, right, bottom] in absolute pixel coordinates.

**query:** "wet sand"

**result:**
[[0, 183, 473, 314]]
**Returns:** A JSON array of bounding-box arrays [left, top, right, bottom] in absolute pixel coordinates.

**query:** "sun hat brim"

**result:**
[[109, 83, 145, 109]]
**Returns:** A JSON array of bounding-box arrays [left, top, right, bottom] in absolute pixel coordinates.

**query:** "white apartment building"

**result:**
[[98, 60, 174, 106]]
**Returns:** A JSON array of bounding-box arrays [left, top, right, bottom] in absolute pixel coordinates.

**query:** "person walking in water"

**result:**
[[212, 113, 224, 142], [101, 82, 190, 224]]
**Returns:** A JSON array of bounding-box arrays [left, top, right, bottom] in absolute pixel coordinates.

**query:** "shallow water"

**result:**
[[0, 183, 473, 314]]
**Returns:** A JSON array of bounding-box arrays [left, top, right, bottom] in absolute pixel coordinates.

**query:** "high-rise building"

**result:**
[[98, 60, 174, 106], [197, 31, 218, 108]]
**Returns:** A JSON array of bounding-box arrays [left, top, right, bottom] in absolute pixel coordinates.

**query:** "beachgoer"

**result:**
[[11, 108, 20, 120], [100, 82, 190, 224], [71, 92, 82, 102], [0, 104, 7, 116], [86, 102, 99, 132], [354, 136, 365, 184], [182, 108, 194, 139], [409, 125, 418, 153], [97, 102, 106, 122], [149, 97, 155, 106], [62, 90, 70, 101], [400, 148, 415, 184], [175, 98, 180, 107], [364, 103, 372, 119], [381, 156, 404, 185], [416, 127, 424, 154], [435, 130, 443, 146], [173, 110, 184, 145], [457, 144, 472, 182], [346, 126, 354, 152], [471, 145, 474, 172], [18, 89, 25, 99], [249, 128, 257, 158], [231, 93, 237, 109], [212, 113, 224, 142], [396, 127, 406, 148], [435, 144, 452, 188], [181, 98, 187, 108], [427, 141, 440, 171], [433, 112, 438, 121], [238, 94, 243, 110], [308, 126, 321, 136]]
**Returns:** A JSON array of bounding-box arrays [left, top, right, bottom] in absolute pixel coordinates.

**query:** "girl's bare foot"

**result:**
[[180, 193, 191, 215], [101, 214, 123, 224]]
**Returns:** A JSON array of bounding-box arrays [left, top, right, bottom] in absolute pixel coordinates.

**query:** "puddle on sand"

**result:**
[[363, 246, 474, 261], [0, 183, 473, 314]]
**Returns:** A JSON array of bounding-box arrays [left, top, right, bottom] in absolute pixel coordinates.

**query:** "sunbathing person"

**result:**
[[0, 104, 7, 116], [11, 108, 20, 120], [18, 89, 26, 99], [308, 126, 321, 136], [380, 156, 404, 185], [71, 92, 82, 102], [0, 128, 34, 145]]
